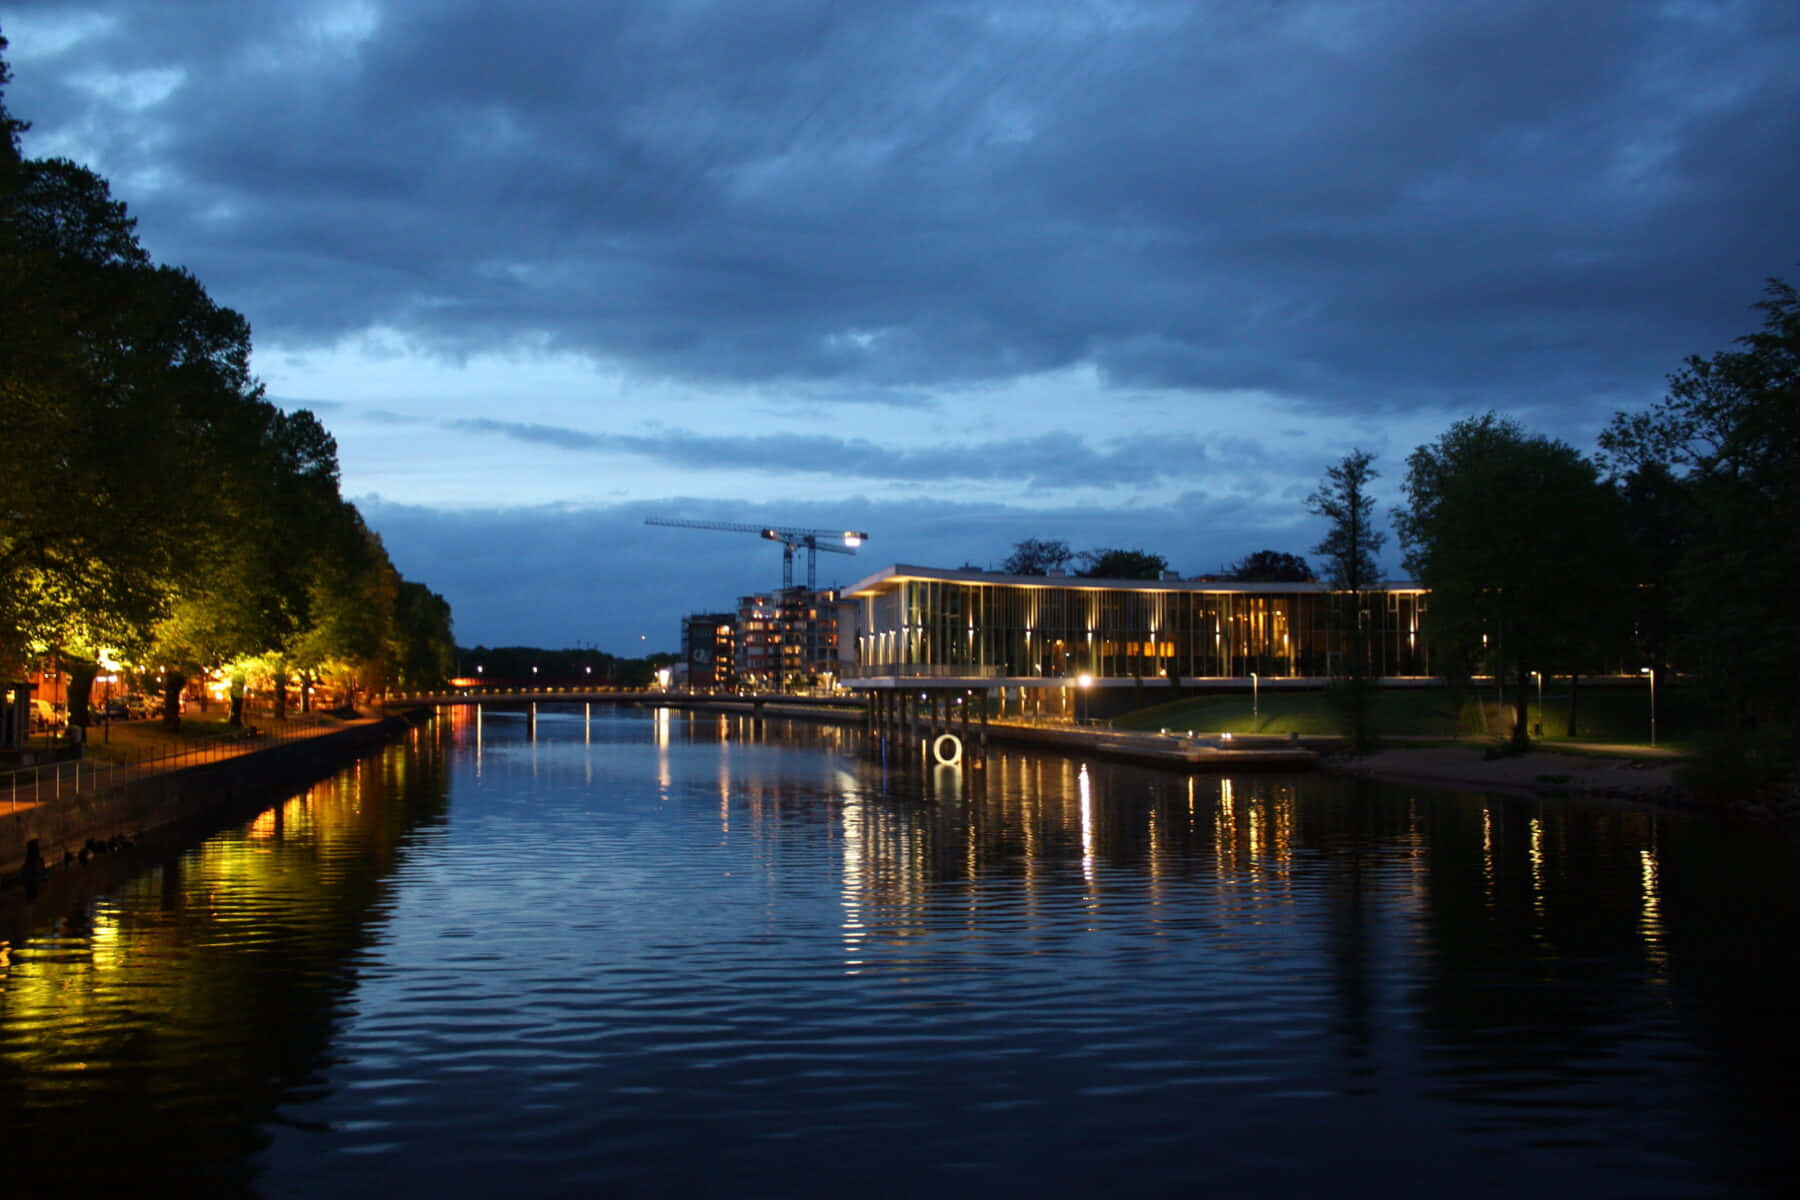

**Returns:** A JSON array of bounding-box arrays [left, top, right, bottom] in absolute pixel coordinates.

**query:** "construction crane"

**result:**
[[645, 519, 870, 590]]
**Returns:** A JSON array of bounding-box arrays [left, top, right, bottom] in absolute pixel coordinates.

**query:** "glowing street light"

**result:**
[[1641, 666, 1656, 746], [1250, 671, 1259, 723], [1076, 672, 1093, 725]]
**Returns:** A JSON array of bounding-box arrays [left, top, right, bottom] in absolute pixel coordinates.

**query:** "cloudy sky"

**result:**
[[4, 1, 1794, 652]]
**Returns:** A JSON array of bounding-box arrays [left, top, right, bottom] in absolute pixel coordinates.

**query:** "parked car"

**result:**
[[123, 694, 153, 719], [103, 698, 130, 720]]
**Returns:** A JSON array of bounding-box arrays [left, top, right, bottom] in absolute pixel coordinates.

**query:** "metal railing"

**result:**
[[2, 714, 339, 811]]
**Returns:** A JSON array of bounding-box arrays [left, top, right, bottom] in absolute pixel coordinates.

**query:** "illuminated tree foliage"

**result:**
[[0, 40, 453, 722]]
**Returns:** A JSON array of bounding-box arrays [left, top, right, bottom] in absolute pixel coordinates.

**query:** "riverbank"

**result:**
[[0, 708, 430, 884], [1322, 743, 1684, 803]]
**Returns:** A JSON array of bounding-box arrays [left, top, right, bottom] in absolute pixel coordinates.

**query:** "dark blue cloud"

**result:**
[[440, 417, 1277, 489], [7, 0, 1794, 428]]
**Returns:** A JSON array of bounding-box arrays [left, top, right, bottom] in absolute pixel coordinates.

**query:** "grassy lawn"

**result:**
[[1108, 681, 1694, 751]]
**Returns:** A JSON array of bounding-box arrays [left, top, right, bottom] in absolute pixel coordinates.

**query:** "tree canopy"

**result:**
[[1223, 549, 1314, 582], [1396, 414, 1631, 747], [1307, 449, 1384, 592], [1600, 275, 1800, 753], [0, 41, 454, 723], [1001, 538, 1074, 575], [1076, 548, 1169, 580]]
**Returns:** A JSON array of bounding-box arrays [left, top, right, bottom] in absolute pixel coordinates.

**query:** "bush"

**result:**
[[1676, 726, 1799, 807], [1324, 677, 1381, 752]]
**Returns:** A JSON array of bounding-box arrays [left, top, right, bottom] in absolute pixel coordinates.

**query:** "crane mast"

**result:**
[[644, 518, 870, 589]]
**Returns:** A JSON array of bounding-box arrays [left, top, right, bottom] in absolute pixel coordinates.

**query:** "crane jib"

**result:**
[[644, 518, 870, 590]]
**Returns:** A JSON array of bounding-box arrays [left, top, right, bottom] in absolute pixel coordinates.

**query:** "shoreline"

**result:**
[[1320, 743, 1685, 804], [1, 709, 430, 885]]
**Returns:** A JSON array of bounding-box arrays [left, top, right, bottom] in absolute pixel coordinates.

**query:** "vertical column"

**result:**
[[980, 689, 990, 761]]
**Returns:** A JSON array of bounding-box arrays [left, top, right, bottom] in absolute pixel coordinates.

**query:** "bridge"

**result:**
[[375, 688, 865, 715]]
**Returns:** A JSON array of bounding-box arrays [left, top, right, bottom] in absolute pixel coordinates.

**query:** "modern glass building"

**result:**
[[838, 565, 1430, 685]]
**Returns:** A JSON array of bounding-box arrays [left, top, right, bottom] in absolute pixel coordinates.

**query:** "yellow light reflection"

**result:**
[[841, 799, 865, 973], [1481, 805, 1496, 910], [1079, 764, 1095, 881], [1529, 815, 1545, 922], [1640, 846, 1668, 980]]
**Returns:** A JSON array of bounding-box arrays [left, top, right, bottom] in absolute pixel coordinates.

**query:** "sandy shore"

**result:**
[[1325, 745, 1682, 802]]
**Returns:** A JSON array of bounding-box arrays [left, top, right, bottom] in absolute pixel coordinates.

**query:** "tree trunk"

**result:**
[[1566, 673, 1580, 739], [272, 668, 289, 720], [161, 672, 185, 731], [64, 657, 98, 728], [227, 678, 245, 727], [1512, 661, 1531, 749]]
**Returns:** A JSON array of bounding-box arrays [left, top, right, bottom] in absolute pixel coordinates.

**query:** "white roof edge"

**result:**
[[841, 563, 1422, 596]]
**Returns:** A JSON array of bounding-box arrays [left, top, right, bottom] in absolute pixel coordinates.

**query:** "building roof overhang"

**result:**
[[840, 563, 1423, 600]]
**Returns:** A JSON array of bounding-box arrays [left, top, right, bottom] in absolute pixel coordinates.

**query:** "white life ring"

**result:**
[[932, 732, 963, 766]]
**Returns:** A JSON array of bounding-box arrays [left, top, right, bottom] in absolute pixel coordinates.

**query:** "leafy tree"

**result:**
[[1, 31, 25, 168], [1, 41, 455, 728], [1308, 450, 1384, 593], [1001, 538, 1073, 576], [1307, 449, 1386, 747], [1, 157, 162, 669], [390, 580, 456, 689], [1076, 548, 1168, 579], [1613, 460, 1691, 683], [1224, 549, 1315, 582], [1600, 276, 1800, 779], [1397, 415, 1632, 749]]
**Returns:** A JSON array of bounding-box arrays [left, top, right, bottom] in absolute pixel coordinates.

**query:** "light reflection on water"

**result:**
[[1, 704, 1797, 1197]]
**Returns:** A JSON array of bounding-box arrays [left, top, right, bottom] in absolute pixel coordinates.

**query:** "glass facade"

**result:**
[[843, 567, 1430, 680]]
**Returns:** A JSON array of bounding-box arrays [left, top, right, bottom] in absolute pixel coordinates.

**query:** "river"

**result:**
[[2, 704, 1795, 1196]]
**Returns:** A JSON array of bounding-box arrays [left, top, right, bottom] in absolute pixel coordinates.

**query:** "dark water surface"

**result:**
[[2, 705, 1796, 1196]]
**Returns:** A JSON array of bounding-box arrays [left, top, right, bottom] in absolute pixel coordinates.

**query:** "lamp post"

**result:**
[[1640, 666, 1656, 747], [1077, 672, 1093, 726], [1532, 670, 1543, 733], [1250, 671, 1259, 724]]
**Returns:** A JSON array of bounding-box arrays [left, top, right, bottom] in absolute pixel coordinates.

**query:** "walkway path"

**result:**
[[3, 713, 357, 815]]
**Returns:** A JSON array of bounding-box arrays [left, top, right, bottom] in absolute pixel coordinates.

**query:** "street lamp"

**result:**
[[1077, 672, 1093, 725], [1640, 666, 1656, 747], [1250, 671, 1259, 724]]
